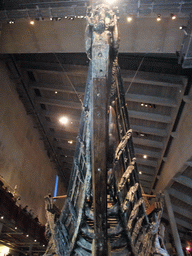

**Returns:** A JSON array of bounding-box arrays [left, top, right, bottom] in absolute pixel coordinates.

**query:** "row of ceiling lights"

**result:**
[[0, 216, 46, 247], [7, 13, 179, 25]]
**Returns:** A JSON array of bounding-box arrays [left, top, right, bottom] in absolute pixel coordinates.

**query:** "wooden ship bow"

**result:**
[[44, 4, 169, 256]]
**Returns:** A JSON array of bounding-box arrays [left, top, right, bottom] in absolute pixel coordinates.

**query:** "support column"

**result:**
[[0, 222, 3, 234], [164, 190, 184, 256], [29, 241, 33, 256]]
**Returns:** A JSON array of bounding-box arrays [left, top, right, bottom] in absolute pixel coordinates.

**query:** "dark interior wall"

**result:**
[[0, 61, 66, 224]]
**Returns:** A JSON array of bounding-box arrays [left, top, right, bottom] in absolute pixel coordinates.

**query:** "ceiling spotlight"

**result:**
[[143, 155, 147, 159], [127, 16, 132, 23], [141, 103, 144, 107], [59, 116, 68, 125], [55, 91, 58, 94], [105, 0, 116, 4], [171, 14, 176, 20], [30, 20, 35, 25], [156, 15, 161, 22], [50, 17, 53, 21], [43, 245, 45, 247], [8, 20, 15, 24], [1, 216, 4, 219], [58, 17, 62, 21], [15, 227, 17, 230], [140, 133, 145, 137], [68, 140, 73, 144], [26, 234, 29, 237], [139, 171, 142, 175], [34, 239, 37, 242]]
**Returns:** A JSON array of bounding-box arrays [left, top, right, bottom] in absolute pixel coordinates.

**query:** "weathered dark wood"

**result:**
[[92, 78, 109, 255]]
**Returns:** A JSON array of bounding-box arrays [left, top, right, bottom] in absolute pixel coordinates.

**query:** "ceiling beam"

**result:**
[[129, 110, 172, 123], [163, 213, 192, 231], [136, 158, 158, 168], [168, 188, 192, 207], [126, 93, 177, 107], [172, 205, 192, 220], [140, 180, 151, 188], [131, 124, 167, 137], [22, 61, 186, 88], [35, 97, 82, 110], [173, 175, 192, 189], [137, 165, 156, 175], [31, 82, 85, 95], [139, 174, 154, 182], [32, 81, 177, 109], [133, 137, 163, 149], [135, 147, 161, 158]]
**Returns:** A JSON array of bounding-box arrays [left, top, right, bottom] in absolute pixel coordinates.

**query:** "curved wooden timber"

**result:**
[[44, 4, 169, 256]]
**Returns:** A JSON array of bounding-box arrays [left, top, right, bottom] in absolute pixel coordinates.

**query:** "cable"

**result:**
[[53, 53, 84, 108], [125, 53, 147, 94]]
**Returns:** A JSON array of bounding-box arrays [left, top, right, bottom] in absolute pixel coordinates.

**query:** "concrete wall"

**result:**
[[0, 61, 66, 224], [0, 17, 187, 54], [155, 85, 192, 192]]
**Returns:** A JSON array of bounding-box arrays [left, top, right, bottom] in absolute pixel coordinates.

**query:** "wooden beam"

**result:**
[[126, 93, 177, 107], [92, 77, 108, 255]]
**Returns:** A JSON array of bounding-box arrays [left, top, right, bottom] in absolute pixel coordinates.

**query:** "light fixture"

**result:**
[[145, 104, 148, 107], [15, 227, 17, 230], [179, 26, 190, 35], [8, 20, 15, 24], [34, 239, 37, 242], [50, 17, 53, 21], [0, 245, 9, 256], [143, 155, 147, 159], [156, 15, 161, 22], [68, 140, 73, 144], [141, 103, 144, 107], [105, 0, 116, 4], [55, 91, 58, 94], [139, 171, 142, 174], [1, 216, 4, 219], [171, 14, 176, 20], [43, 245, 45, 247], [26, 234, 29, 237], [30, 20, 35, 25], [71, 121, 73, 124], [59, 116, 68, 125], [140, 133, 145, 137], [127, 16, 132, 23]]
